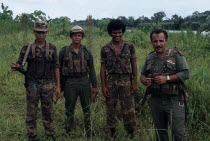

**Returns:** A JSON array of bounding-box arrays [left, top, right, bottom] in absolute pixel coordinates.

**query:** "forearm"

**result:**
[[175, 70, 190, 83], [168, 70, 189, 83], [169, 74, 180, 82], [89, 68, 97, 88], [131, 58, 137, 85], [100, 64, 106, 87], [54, 67, 60, 88]]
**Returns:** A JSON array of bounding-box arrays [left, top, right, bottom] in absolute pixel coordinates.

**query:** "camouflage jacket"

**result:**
[[100, 40, 136, 74], [17, 40, 59, 79]]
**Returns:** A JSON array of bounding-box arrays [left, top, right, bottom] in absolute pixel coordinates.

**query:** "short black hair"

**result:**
[[150, 29, 168, 41], [107, 19, 126, 36]]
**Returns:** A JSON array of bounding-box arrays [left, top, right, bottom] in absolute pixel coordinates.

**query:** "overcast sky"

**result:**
[[1, 0, 210, 21]]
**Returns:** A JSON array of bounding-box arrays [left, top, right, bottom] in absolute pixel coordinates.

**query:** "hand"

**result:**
[[131, 83, 138, 94], [11, 63, 20, 71], [55, 87, 61, 99], [142, 77, 152, 86], [102, 86, 110, 98], [154, 76, 167, 84], [91, 88, 98, 102]]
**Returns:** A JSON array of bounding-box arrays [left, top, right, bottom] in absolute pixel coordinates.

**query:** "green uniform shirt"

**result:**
[[141, 48, 189, 83], [59, 45, 97, 88]]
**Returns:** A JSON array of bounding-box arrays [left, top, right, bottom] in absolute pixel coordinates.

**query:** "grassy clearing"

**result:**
[[0, 27, 209, 141]]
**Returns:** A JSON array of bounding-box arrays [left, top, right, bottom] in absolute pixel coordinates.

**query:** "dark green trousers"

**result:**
[[150, 96, 186, 141], [64, 77, 91, 131]]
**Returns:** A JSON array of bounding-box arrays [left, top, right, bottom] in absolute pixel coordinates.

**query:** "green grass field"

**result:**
[[0, 26, 209, 141]]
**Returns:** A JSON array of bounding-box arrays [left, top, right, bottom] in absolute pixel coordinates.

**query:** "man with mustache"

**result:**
[[140, 29, 189, 141]]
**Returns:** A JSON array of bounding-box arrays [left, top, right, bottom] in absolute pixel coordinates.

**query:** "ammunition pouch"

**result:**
[[62, 48, 89, 76], [148, 73, 180, 96], [178, 83, 189, 102]]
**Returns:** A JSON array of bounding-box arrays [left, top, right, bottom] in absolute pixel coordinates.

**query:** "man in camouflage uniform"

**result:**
[[59, 25, 98, 137], [11, 21, 61, 140], [140, 29, 190, 141], [100, 19, 137, 138]]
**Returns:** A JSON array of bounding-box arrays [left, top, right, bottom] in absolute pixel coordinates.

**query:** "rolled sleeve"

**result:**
[[100, 47, 107, 64], [176, 70, 190, 83]]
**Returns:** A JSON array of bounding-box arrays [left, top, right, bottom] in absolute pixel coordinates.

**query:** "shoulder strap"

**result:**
[[68, 47, 73, 70], [162, 49, 170, 73], [46, 42, 50, 58], [22, 42, 34, 67], [169, 49, 176, 64], [31, 42, 36, 59], [151, 52, 156, 73], [22, 42, 51, 67], [81, 49, 85, 70]]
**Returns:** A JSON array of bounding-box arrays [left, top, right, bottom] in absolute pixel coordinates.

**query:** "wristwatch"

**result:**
[[166, 75, 170, 82]]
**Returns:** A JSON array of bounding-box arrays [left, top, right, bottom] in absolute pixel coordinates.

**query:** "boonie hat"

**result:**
[[34, 21, 48, 32]]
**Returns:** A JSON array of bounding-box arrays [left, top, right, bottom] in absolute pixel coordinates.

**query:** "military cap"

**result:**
[[34, 21, 48, 32], [70, 25, 84, 35]]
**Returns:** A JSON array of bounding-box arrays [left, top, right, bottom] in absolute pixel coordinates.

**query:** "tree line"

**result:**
[[73, 11, 210, 32], [1, 2, 210, 35]]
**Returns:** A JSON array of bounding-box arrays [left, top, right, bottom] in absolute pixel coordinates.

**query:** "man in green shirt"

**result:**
[[140, 29, 189, 141], [59, 25, 98, 137]]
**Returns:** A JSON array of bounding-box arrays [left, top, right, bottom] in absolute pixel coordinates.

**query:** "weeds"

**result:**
[[0, 24, 209, 140]]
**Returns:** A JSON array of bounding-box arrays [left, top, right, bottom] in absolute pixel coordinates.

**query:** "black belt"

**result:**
[[151, 94, 180, 98], [67, 76, 88, 80], [108, 73, 130, 77], [27, 76, 53, 80]]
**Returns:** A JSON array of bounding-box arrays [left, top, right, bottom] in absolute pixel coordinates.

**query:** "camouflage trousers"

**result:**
[[25, 78, 55, 137], [105, 74, 136, 135]]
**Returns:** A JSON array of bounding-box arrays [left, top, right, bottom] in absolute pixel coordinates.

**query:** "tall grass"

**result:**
[[0, 26, 209, 140]]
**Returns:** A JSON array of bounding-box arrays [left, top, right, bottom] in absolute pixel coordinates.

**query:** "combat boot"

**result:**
[[127, 128, 135, 139], [64, 124, 74, 135], [28, 136, 37, 141], [110, 128, 116, 138], [46, 135, 56, 141], [86, 131, 96, 138]]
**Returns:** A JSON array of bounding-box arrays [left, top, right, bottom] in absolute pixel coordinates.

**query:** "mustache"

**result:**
[[155, 46, 162, 48]]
